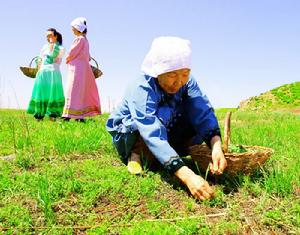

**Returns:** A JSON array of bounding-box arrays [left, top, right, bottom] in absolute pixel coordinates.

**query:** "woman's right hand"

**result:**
[[175, 166, 215, 200], [66, 56, 71, 64]]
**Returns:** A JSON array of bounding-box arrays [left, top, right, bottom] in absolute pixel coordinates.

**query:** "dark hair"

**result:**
[[83, 20, 87, 34], [47, 28, 63, 45]]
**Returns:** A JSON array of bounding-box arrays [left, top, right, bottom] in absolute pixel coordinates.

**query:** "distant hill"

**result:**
[[239, 82, 300, 112]]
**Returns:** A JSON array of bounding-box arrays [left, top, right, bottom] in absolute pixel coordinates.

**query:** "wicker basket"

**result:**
[[20, 56, 39, 78], [188, 112, 274, 175], [90, 57, 103, 79]]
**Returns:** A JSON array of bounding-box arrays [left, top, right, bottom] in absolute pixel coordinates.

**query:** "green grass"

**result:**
[[0, 109, 299, 234], [271, 82, 300, 105], [240, 81, 300, 110]]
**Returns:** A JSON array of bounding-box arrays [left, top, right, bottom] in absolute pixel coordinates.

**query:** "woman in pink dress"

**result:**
[[62, 17, 101, 122]]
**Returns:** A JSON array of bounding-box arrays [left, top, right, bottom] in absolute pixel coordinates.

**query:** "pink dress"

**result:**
[[62, 35, 101, 119]]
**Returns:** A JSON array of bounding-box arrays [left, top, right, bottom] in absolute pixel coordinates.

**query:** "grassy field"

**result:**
[[239, 81, 300, 112], [0, 109, 299, 234]]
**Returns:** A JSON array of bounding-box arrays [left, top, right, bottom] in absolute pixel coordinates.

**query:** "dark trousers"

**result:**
[[110, 113, 203, 166]]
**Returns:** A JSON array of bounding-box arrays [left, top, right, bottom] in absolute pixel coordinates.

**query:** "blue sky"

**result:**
[[0, 0, 299, 111]]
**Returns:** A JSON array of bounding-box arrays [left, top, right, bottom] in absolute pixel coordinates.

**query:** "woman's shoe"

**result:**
[[127, 152, 143, 174], [62, 117, 71, 122], [75, 119, 86, 123]]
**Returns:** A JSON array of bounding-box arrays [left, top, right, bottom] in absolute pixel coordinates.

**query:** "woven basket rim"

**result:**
[[20, 56, 39, 78], [188, 144, 273, 174], [188, 144, 274, 156], [225, 145, 274, 156], [90, 57, 103, 79], [91, 65, 103, 78], [20, 66, 38, 78], [20, 66, 37, 70], [188, 112, 274, 174]]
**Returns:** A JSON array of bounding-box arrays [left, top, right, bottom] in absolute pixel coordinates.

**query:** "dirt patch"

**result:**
[[6, 188, 298, 234], [92, 186, 227, 226], [0, 154, 16, 161], [291, 108, 300, 115]]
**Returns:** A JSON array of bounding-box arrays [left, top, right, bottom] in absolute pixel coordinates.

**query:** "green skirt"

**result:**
[[27, 68, 65, 118]]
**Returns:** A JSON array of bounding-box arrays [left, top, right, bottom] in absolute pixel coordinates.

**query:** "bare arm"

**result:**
[[210, 135, 227, 175], [175, 166, 215, 200]]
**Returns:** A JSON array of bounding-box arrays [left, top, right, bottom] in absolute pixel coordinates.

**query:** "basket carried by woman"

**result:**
[[90, 57, 103, 79], [21, 56, 102, 79], [188, 111, 274, 175], [20, 56, 39, 78]]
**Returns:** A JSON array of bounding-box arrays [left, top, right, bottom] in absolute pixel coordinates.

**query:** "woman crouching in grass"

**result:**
[[106, 36, 227, 201]]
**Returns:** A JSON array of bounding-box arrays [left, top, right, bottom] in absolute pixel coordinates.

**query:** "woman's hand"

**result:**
[[66, 56, 71, 64], [175, 166, 215, 200], [210, 136, 227, 175]]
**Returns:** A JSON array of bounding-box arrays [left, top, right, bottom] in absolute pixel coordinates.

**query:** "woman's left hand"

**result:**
[[66, 57, 71, 64], [210, 136, 227, 175]]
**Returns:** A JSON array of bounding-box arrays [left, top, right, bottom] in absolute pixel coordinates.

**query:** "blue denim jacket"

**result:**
[[106, 75, 220, 173]]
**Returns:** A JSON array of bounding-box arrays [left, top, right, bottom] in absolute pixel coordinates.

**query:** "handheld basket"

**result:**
[[90, 57, 103, 79], [188, 112, 274, 175], [20, 56, 39, 78]]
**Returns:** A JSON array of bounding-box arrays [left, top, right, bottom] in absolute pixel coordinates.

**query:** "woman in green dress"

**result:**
[[27, 28, 65, 121]]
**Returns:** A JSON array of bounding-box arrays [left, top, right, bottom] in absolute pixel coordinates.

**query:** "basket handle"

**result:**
[[29, 56, 39, 67], [90, 57, 99, 69], [223, 111, 231, 153]]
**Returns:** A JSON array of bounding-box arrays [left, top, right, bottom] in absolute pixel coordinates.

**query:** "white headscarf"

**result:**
[[71, 17, 87, 33], [141, 36, 192, 77]]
